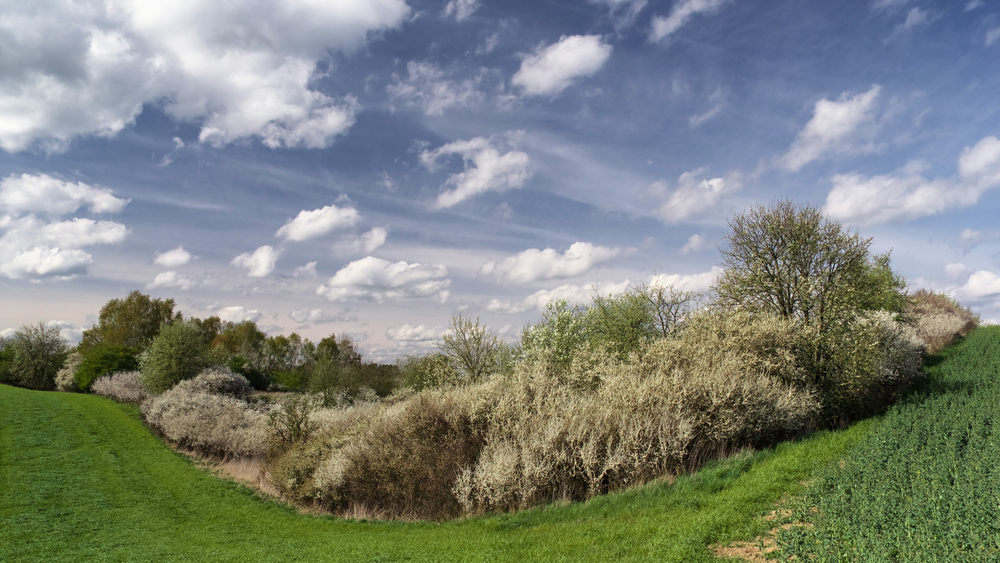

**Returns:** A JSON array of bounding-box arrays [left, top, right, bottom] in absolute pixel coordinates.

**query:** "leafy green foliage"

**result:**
[[777, 327, 1000, 561], [141, 321, 209, 394], [80, 290, 177, 354], [519, 299, 587, 373], [399, 353, 461, 391], [73, 344, 139, 392], [714, 201, 906, 334], [5, 322, 67, 390]]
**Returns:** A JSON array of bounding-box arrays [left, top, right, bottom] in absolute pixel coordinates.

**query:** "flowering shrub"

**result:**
[[92, 371, 148, 405]]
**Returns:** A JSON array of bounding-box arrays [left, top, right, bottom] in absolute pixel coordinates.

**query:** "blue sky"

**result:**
[[2, 0, 999, 360]]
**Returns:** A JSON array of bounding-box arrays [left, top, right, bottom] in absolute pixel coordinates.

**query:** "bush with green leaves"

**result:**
[[5, 322, 67, 390], [141, 320, 209, 394], [399, 353, 461, 391], [80, 290, 177, 354], [74, 344, 139, 392]]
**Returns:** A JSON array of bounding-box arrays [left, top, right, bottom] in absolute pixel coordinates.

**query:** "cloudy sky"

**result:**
[[2, 0, 999, 360]]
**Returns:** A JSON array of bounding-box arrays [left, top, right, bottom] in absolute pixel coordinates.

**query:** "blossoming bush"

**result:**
[[92, 371, 148, 405]]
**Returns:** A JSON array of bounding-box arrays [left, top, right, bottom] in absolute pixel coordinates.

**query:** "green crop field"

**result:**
[[778, 326, 1000, 562], [0, 383, 870, 562]]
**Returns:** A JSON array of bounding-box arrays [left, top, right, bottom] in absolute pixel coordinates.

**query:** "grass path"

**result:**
[[1, 384, 870, 562]]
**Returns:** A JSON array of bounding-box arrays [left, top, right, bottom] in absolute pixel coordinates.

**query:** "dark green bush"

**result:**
[[226, 354, 269, 390], [141, 321, 209, 394], [74, 345, 139, 392]]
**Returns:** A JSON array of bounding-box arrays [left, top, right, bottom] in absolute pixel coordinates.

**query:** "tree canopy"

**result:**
[[80, 291, 178, 353]]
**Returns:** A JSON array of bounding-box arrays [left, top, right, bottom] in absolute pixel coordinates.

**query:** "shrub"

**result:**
[[141, 320, 209, 394], [906, 289, 979, 354], [142, 385, 269, 458], [173, 367, 254, 399], [226, 355, 269, 390], [56, 351, 84, 392], [6, 322, 67, 390], [399, 353, 461, 391], [74, 344, 139, 392], [267, 394, 321, 446], [92, 371, 148, 404]]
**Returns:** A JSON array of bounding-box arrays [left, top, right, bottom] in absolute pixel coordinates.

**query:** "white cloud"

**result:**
[[591, 0, 648, 29], [387, 61, 483, 115], [0, 0, 409, 152], [289, 308, 357, 324], [965, 0, 984, 10], [316, 256, 451, 302], [872, 0, 909, 10], [682, 233, 709, 253], [153, 246, 192, 267], [0, 174, 129, 216], [512, 35, 612, 97], [386, 324, 447, 342], [276, 204, 360, 241], [0, 174, 129, 280], [217, 306, 263, 323], [650, 0, 728, 43], [478, 242, 620, 284], [825, 136, 1000, 225], [780, 86, 882, 171], [952, 228, 1000, 254], [900, 8, 930, 30], [987, 27, 1000, 47], [944, 263, 974, 281], [488, 279, 632, 314], [421, 136, 532, 208], [649, 266, 722, 293], [293, 261, 318, 278], [231, 245, 281, 277], [147, 270, 198, 290], [333, 227, 388, 256], [953, 270, 1000, 301], [442, 0, 480, 21], [45, 320, 85, 344], [652, 168, 741, 224]]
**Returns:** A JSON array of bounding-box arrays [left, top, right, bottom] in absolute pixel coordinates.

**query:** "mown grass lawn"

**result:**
[[0, 383, 871, 562]]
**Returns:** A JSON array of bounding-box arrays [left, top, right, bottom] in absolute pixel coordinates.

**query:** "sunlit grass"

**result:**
[[0, 384, 872, 562]]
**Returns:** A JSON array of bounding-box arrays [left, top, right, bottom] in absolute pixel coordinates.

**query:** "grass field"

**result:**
[[0, 383, 873, 562], [777, 326, 1000, 562]]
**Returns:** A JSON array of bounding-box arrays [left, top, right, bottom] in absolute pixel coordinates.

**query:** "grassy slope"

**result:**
[[776, 326, 1000, 561], [0, 384, 870, 563]]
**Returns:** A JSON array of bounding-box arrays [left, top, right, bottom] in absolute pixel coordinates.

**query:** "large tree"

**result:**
[[7, 322, 67, 390], [80, 291, 178, 353], [713, 201, 906, 335]]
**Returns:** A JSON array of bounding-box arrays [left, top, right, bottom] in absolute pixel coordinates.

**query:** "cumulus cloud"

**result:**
[[652, 168, 741, 224], [421, 136, 531, 208], [231, 245, 281, 277], [650, 0, 729, 43], [780, 86, 882, 171], [952, 228, 1000, 254], [442, 0, 480, 21], [45, 320, 86, 344], [147, 270, 198, 291], [649, 266, 722, 293], [478, 242, 620, 284], [276, 204, 360, 241], [0, 174, 129, 280], [0, 174, 129, 216], [387, 61, 483, 115], [289, 308, 357, 324], [512, 35, 612, 97], [825, 136, 1000, 225], [153, 246, 192, 267], [217, 306, 263, 323], [0, 0, 409, 152], [316, 256, 451, 302], [333, 227, 388, 256], [386, 324, 447, 342], [293, 261, 318, 278], [953, 269, 1000, 301], [682, 234, 709, 253], [487, 279, 632, 314]]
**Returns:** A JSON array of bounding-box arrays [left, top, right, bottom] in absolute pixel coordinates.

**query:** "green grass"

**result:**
[[0, 384, 871, 562], [777, 326, 1000, 562]]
